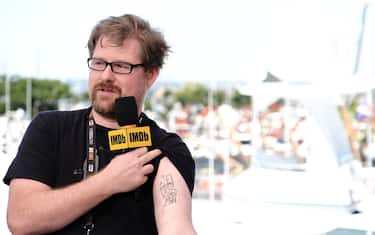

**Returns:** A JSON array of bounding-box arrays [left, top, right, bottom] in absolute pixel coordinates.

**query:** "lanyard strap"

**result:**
[[83, 111, 98, 234], [85, 114, 98, 177]]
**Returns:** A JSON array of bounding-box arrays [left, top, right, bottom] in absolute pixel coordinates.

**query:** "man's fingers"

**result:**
[[142, 164, 154, 175], [132, 147, 148, 156], [140, 149, 161, 164]]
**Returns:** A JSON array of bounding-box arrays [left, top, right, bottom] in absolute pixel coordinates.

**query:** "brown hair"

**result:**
[[87, 14, 170, 70]]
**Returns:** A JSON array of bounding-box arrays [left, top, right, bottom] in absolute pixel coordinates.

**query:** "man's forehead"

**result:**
[[94, 36, 142, 62], [98, 36, 121, 47]]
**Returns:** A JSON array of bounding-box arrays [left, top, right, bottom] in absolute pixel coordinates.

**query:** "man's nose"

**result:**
[[101, 64, 115, 80]]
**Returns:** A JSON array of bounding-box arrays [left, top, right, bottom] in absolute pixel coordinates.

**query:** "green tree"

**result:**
[[231, 90, 251, 108], [0, 75, 5, 96], [0, 76, 75, 116], [32, 78, 74, 111], [213, 89, 226, 106], [10, 76, 28, 110], [175, 82, 209, 106], [161, 88, 175, 111]]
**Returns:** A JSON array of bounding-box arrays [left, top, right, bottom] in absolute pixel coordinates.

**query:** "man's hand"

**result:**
[[101, 147, 161, 194]]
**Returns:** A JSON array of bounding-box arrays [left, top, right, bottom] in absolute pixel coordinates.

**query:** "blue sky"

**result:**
[[0, 0, 367, 82]]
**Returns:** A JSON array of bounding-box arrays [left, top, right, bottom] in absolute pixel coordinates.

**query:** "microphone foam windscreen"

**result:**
[[114, 96, 138, 126]]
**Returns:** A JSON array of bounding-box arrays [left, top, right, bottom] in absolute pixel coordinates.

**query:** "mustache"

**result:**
[[93, 83, 121, 94]]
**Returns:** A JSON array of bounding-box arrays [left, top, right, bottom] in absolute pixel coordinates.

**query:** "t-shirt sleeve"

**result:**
[[3, 112, 58, 186], [158, 133, 195, 195]]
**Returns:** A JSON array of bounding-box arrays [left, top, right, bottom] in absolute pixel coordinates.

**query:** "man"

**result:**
[[3, 14, 196, 235]]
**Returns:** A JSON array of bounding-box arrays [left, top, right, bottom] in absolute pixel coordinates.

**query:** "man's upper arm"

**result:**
[[153, 157, 196, 235]]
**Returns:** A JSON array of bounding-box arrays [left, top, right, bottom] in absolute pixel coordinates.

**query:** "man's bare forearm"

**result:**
[[7, 171, 112, 234]]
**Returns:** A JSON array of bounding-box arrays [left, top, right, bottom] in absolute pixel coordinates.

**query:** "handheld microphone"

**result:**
[[108, 96, 152, 152], [115, 96, 138, 128]]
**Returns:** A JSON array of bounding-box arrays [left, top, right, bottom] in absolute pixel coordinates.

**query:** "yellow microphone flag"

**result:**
[[108, 126, 152, 151]]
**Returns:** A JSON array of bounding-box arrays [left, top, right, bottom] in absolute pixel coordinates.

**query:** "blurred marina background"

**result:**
[[1, 0, 375, 234]]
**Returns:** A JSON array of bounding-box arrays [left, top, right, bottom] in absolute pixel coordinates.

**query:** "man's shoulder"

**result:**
[[36, 108, 90, 121], [31, 108, 91, 131], [141, 113, 181, 141]]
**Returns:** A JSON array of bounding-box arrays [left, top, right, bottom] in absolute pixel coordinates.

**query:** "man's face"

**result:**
[[88, 37, 155, 118]]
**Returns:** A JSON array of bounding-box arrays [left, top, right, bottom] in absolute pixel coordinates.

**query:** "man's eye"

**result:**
[[114, 63, 130, 69], [94, 61, 105, 66]]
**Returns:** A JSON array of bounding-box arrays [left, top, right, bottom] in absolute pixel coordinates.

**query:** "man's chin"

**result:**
[[94, 108, 116, 119], [92, 103, 116, 119]]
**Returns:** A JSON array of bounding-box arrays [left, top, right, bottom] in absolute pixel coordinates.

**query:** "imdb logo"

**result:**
[[108, 126, 152, 151]]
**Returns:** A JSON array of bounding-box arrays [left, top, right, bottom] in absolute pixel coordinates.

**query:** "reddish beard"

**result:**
[[91, 83, 121, 119]]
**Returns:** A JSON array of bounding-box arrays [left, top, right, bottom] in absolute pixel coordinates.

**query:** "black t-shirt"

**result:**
[[3, 108, 195, 234]]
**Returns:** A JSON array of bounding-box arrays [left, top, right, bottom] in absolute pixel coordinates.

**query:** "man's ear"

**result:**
[[146, 67, 160, 88]]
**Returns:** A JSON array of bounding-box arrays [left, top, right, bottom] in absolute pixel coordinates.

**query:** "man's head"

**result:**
[[87, 14, 170, 118], [88, 14, 170, 72]]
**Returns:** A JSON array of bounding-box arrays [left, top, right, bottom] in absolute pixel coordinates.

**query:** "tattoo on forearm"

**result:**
[[159, 174, 177, 206]]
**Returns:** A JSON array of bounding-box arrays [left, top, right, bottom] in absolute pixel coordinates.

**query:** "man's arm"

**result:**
[[7, 147, 160, 235], [153, 157, 197, 235], [7, 175, 109, 235]]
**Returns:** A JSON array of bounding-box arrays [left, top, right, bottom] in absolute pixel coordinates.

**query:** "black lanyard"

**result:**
[[83, 111, 98, 234]]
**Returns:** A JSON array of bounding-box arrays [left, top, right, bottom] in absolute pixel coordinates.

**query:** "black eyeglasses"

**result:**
[[87, 58, 144, 74]]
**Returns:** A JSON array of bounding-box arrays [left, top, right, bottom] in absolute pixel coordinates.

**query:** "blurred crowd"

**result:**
[[160, 96, 375, 200], [2, 94, 375, 200]]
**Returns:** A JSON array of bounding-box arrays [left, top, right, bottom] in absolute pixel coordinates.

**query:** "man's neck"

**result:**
[[92, 110, 121, 129]]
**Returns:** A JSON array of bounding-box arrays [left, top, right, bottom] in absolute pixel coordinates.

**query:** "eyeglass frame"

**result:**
[[87, 58, 144, 74]]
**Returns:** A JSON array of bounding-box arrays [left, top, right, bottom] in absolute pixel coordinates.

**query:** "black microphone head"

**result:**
[[114, 96, 138, 126]]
